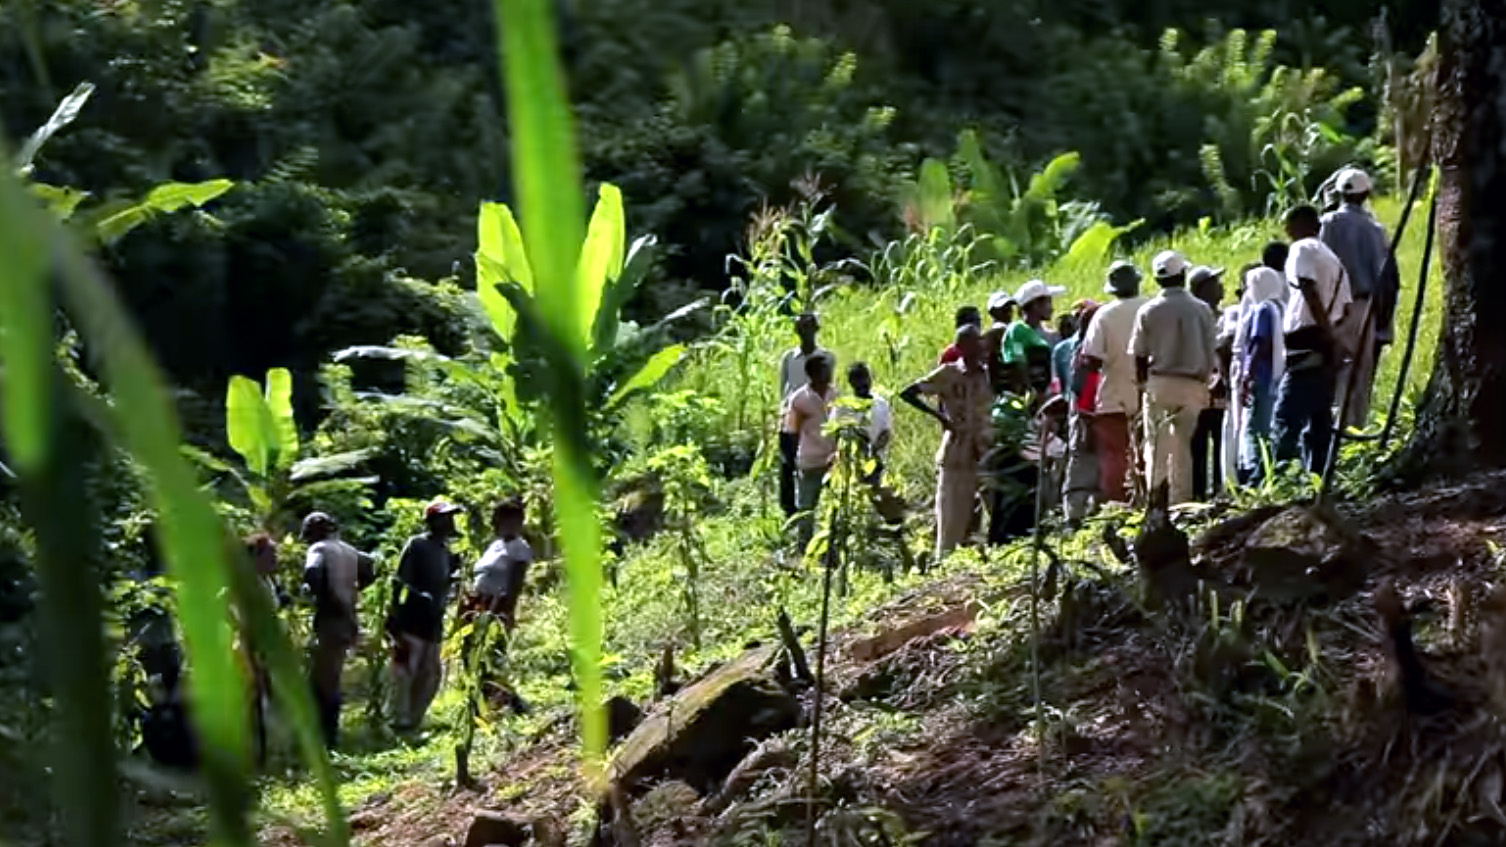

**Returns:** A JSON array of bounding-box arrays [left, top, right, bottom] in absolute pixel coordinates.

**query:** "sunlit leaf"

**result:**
[[913, 158, 954, 232], [575, 183, 625, 350], [226, 375, 270, 477], [264, 367, 299, 470], [476, 201, 533, 342], [607, 344, 686, 409], [591, 233, 657, 356], [29, 182, 89, 220], [17, 81, 95, 174], [1062, 219, 1144, 268], [92, 179, 234, 244]]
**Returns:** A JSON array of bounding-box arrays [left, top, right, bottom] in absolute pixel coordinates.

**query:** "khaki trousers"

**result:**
[[1143, 375, 1209, 506], [935, 461, 979, 562]]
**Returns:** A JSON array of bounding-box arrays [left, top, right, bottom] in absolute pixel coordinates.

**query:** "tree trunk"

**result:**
[[1402, 0, 1506, 479]]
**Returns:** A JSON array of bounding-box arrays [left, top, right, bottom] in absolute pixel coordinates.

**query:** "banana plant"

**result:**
[[18, 81, 234, 245], [475, 182, 692, 416], [186, 368, 373, 534]]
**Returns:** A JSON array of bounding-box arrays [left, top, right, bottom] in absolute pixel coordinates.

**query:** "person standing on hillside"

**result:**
[[939, 305, 984, 363], [300, 512, 376, 747], [785, 355, 839, 552], [471, 498, 533, 631], [1237, 262, 1289, 483], [1275, 205, 1352, 472], [902, 324, 993, 561], [987, 291, 1017, 328], [1320, 168, 1397, 429], [388, 501, 463, 731], [1188, 265, 1229, 501], [1005, 280, 1065, 394], [1059, 299, 1102, 524], [1080, 261, 1147, 504], [777, 313, 833, 517], [1129, 251, 1217, 505], [844, 361, 893, 483]]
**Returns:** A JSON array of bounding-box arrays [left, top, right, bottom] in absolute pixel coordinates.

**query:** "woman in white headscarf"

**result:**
[[1237, 259, 1289, 483]]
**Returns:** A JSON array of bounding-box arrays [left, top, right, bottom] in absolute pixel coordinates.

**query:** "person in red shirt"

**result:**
[[939, 305, 983, 363]]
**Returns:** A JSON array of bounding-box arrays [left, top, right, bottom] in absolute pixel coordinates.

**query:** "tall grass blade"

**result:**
[[0, 162, 115, 845], [0, 180, 52, 471], [492, 0, 606, 775]]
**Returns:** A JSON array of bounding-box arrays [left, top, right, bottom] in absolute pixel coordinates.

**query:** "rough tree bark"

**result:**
[[1402, 0, 1506, 479]]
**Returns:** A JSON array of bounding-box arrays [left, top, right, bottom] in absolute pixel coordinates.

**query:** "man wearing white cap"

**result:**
[[1320, 167, 1397, 429], [1005, 279, 1067, 393], [1128, 251, 1217, 505]]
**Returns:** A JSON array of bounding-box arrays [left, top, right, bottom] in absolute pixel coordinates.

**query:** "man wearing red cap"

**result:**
[[388, 500, 463, 730]]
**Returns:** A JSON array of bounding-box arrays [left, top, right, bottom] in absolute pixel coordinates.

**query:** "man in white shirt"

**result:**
[[1080, 261, 1147, 503], [1128, 251, 1217, 505], [471, 498, 533, 630], [1275, 205, 1352, 472], [785, 354, 838, 553], [844, 361, 893, 483], [777, 313, 834, 517]]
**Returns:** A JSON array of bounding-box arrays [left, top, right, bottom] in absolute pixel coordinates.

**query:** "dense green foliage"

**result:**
[[0, 0, 1450, 844], [1, 0, 1434, 416]]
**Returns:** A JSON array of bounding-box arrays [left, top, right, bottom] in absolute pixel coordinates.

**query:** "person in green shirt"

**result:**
[[1004, 279, 1065, 394]]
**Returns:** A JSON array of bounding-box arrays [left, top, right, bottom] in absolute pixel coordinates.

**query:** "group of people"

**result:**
[[284, 497, 533, 747], [776, 166, 1397, 563]]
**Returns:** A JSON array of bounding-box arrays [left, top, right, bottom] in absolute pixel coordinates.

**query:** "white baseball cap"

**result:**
[[1152, 250, 1189, 280], [987, 290, 1015, 312], [1014, 279, 1066, 307], [1336, 167, 1373, 195]]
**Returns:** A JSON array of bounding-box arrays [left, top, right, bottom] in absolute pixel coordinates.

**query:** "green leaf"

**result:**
[[913, 158, 955, 232], [92, 179, 234, 244], [592, 233, 657, 356], [226, 376, 270, 477], [607, 344, 686, 409], [0, 174, 53, 472], [493, 0, 603, 781], [575, 183, 625, 350], [289, 449, 375, 482], [17, 81, 95, 174], [263, 367, 299, 470], [1062, 219, 1144, 268], [475, 201, 533, 342], [29, 182, 89, 220], [48, 219, 259, 846]]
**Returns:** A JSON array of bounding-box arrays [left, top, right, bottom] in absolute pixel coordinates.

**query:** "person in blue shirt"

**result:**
[[1238, 262, 1289, 483]]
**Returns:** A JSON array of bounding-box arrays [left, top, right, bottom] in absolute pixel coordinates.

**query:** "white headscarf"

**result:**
[[1240, 267, 1287, 382]]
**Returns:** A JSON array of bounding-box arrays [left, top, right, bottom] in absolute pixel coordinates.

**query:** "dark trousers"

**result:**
[[1274, 365, 1336, 473], [987, 457, 1039, 545], [309, 633, 351, 747], [778, 432, 799, 516], [1191, 407, 1225, 501]]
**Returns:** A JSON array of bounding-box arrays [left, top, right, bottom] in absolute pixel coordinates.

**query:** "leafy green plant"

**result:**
[[187, 368, 374, 535], [900, 131, 1140, 268], [639, 444, 715, 647]]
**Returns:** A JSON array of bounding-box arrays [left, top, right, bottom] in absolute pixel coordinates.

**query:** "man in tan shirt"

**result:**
[[1129, 251, 1217, 505], [901, 325, 994, 561]]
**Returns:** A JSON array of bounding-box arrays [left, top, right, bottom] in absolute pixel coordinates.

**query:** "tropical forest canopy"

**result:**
[[0, 0, 1433, 428]]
